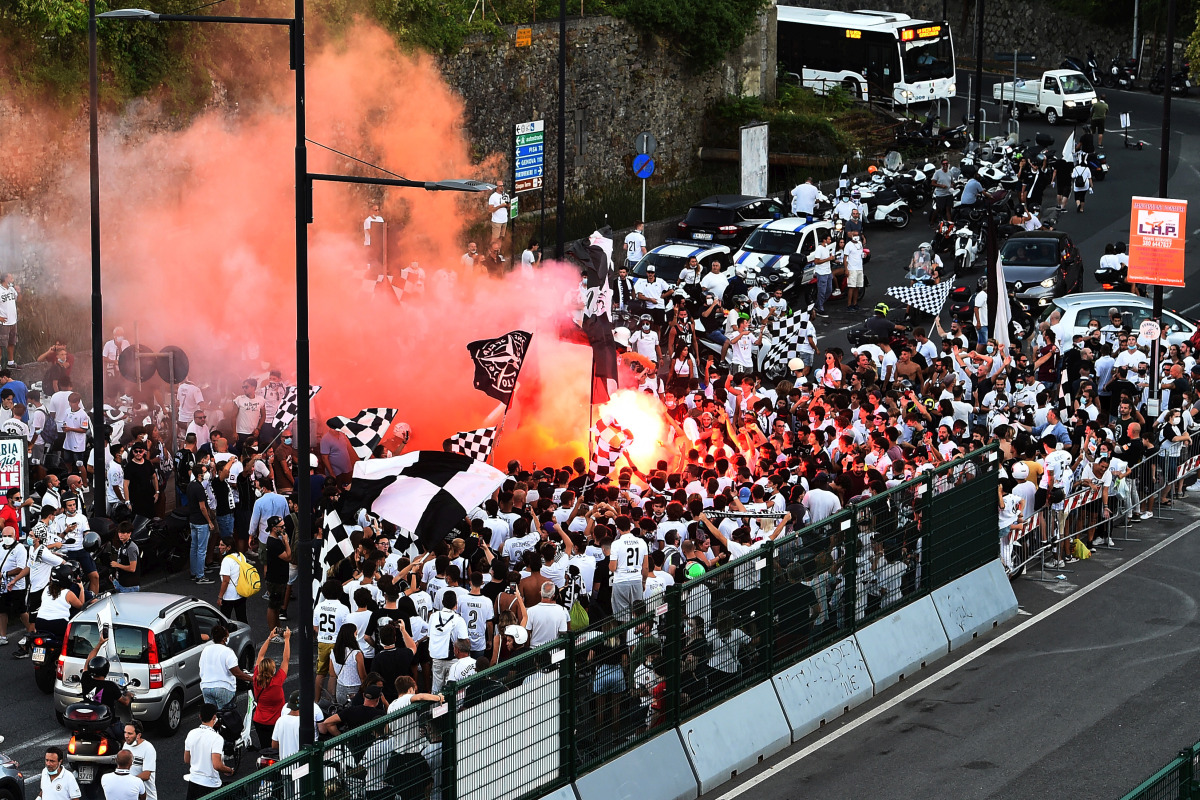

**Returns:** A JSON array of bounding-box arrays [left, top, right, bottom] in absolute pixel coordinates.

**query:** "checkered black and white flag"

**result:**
[[444, 427, 497, 463], [762, 313, 809, 375], [327, 408, 400, 460], [346, 451, 507, 552], [273, 385, 321, 431], [885, 281, 953, 318], [361, 273, 409, 303], [589, 413, 634, 480], [315, 509, 357, 599]]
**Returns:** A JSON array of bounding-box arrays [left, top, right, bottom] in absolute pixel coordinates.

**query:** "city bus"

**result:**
[[777, 7, 956, 107]]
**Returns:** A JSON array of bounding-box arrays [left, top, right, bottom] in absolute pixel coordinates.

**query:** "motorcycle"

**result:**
[[31, 626, 64, 693], [1149, 62, 1191, 95], [1085, 151, 1108, 182], [847, 322, 909, 348], [852, 184, 912, 229], [1062, 50, 1104, 87], [1103, 55, 1139, 89], [63, 693, 129, 800], [1095, 262, 1134, 293], [953, 226, 982, 272]]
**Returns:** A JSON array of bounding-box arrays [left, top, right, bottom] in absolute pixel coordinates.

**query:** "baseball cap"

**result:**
[[288, 690, 302, 710], [362, 684, 383, 699]]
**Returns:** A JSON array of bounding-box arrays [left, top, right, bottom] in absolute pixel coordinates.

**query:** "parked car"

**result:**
[[53, 593, 256, 736], [674, 195, 788, 250], [1041, 292, 1198, 346], [0, 737, 24, 800], [631, 243, 732, 284], [732, 217, 833, 301], [999, 230, 1082, 307]]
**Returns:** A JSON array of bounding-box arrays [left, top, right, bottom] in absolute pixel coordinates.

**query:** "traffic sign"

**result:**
[[514, 120, 544, 193], [632, 154, 655, 179], [634, 131, 657, 156]]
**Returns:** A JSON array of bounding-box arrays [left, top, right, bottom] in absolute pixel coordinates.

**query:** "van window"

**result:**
[[66, 622, 150, 664]]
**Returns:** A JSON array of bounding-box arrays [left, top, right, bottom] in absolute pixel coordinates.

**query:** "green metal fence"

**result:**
[[1120, 741, 1200, 800], [204, 444, 1001, 800]]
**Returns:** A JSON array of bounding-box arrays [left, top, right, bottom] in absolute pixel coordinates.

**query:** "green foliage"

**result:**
[[373, 0, 473, 53], [11, 0, 88, 38], [706, 84, 868, 157], [614, 0, 770, 71]]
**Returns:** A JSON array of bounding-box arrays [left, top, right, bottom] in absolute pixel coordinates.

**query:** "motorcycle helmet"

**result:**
[[874, 302, 890, 316], [732, 294, 750, 312], [977, 275, 988, 292], [918, 242, 931, 251], [51, 563, 76, 587], [82, 531, 101, 553], [87, 656, 111, 679], [851, 189, 861, 200], [867, 165, 877, 174]]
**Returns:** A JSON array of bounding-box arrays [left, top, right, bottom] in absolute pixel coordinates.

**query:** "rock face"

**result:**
[[436, 10, 778, 208]]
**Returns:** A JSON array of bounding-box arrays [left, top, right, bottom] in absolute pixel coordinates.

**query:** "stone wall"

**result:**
[[782, 0, 1133, 80], [436, 10, 777, 210]]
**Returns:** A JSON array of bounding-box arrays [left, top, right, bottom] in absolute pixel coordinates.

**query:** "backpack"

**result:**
[[230, 553, 261, 598], [1073, 168, 1088, 192]]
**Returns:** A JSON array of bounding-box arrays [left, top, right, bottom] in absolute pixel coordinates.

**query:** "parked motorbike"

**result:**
[[1103, 55, 1139, 89], [953, 226, 982, 272], [1061, 51, 1104, 87], [1149, 62, 1191, 95], [853, 184, 912, 229]]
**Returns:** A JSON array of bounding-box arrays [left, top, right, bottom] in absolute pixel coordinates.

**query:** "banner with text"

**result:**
[[1128, 196, 1187, 287], [0, 435, 27, 508]]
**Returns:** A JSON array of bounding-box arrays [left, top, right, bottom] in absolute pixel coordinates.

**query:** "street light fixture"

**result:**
[[89, 1, 490, 753]]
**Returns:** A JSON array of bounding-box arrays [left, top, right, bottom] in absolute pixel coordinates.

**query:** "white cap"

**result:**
[[788, 358, 804, 371]]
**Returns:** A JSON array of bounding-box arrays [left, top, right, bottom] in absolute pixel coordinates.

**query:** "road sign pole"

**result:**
[[641, 178, 646, 226]]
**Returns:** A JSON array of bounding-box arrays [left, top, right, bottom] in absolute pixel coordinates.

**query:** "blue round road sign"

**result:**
[[632, 154, 655, 179]]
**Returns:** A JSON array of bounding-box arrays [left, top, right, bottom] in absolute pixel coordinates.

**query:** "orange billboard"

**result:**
[[1128, 196, 1187, 287]]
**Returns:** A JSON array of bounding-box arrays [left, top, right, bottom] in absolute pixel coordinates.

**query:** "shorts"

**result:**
[[316, 641, 335, 675], [0, 590, 26, 616], [0, 325, 15, 347], [27, 587, 44, 617], [847, 269, 864, 288], [593, 663, 626, 694], [490, 221, 507, 241], [67, 549, 97, 576], [288, 563, 298, 586], [1093, 118, 1105, 134], [264, 581, 286, 611], [1074, 189, 1088, 202]]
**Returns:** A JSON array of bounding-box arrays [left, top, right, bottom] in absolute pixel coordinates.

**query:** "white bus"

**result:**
[[777, 7, 956, 106]]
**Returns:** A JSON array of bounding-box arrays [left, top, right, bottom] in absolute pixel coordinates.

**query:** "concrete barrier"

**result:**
[[854, 594, 950, 691], [677, 681, 792, 793], [931, 560, 1019, 650], [575, 729, 698, 800], [771, 636, 874, 741]]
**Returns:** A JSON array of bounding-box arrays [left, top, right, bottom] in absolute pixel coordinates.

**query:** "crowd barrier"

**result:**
[[1120, 739, 1200, 800], [1005, 435, 1200, 580], [203, 445, 1013, 800]]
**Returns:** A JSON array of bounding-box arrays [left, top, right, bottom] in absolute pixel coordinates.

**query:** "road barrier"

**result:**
[[203, 445, 1010, 800], [1120, 740, 1200, 800]]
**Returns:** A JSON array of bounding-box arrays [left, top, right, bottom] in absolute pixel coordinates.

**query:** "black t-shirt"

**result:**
[[117, 541, 140, 587], [81, 675, 124, 715], [186, 481, 210, 525], [125, 459, 156, 500], [336, 701, 386, 732], [212, 478, 235, 517], [372, 646, 415, 702], [264, 536, 288, 583]]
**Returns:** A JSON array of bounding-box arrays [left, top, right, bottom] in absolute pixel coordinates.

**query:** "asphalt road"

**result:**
[[0, 565, 283, 800], [817, 75, 1200, 354], [701, 494, 1200, 800]]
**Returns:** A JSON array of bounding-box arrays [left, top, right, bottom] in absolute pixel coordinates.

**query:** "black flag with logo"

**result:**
[[466, 330, 532, 405]]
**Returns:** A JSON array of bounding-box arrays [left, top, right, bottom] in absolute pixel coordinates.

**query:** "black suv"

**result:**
[[675, 195, 787, 251], [999, 230, 1084, 308]]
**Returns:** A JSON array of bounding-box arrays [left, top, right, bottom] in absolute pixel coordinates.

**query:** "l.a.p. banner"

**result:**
[[0, 434, 28, 510]]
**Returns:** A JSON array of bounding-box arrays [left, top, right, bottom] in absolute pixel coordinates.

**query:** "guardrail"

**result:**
[[1120, 741, 1200, 800], [204, 444, 1001, 800]]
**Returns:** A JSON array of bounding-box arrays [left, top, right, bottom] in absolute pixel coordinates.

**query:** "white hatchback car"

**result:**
[[1042, 292, 1197, 346]]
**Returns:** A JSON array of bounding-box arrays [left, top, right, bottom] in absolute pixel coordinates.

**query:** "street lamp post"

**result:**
[[93, 6, 493, 749]]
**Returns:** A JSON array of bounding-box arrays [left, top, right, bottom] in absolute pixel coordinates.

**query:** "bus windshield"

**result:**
[[901, 36, 954, 81]]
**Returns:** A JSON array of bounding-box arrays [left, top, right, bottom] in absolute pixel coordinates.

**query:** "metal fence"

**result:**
[[203, 445, 1001, 800], [1120, 741, 1200, 800]]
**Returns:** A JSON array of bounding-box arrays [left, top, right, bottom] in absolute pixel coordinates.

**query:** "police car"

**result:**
[[630, 242, 732, 285], [731, 217, 834, 302]]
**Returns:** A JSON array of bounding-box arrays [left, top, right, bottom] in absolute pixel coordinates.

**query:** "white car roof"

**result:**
[[755, 217, 830, 234], [648, 243, 731, 259]]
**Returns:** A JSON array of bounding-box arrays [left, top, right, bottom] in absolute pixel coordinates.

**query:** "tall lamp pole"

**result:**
[[97, 5, 494, 750], [88, 0, 105, 519], [555, 0, 566, 258], [1151, 0, 1178, 414]]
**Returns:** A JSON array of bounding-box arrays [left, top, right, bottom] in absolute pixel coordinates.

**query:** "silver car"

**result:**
[[52, 593, 256, 736], [0, 737, 25, 800], [1042, 292, 1198, 346]]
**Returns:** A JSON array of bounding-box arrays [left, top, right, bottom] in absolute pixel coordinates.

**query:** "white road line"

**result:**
[[7, 729, 67, 759], [710, 516, 1200, 800]]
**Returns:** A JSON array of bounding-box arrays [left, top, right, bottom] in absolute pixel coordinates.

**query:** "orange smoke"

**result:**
[[7, 20, 593, 466], [598, 389, 673, 472]]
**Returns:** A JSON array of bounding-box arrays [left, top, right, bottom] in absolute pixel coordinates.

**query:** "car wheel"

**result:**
[[157, 690, 185, 737], [1045, 108, 1059, 125], [0, 786, 18, 800]]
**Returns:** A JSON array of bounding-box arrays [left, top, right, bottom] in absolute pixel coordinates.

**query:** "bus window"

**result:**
[[901, 35, 953, 81]]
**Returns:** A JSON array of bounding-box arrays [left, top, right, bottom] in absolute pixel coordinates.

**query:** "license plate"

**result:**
[[32, 646, 45, 663], [76, 765, 94, 783], [692, 232, 713, 240]]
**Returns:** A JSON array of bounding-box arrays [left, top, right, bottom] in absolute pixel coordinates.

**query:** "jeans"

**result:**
[[189, 523, 210, 580], [977, 326, 989, 342], [216, 514, 234, 541], [202, 686, 236, 713], [816, 272, 832, 311], [113, 580, 140, 593]]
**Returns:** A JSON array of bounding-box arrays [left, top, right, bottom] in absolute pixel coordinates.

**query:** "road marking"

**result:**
[[7, 729, 67, 759], [710, 516, 1200, 800]]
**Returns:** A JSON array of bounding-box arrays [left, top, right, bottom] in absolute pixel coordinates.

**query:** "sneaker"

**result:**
[[0, 636, 7, 646], [1105, 538, 1117, 546], [815, 311, 830, 318], [195, 577, 216, 585], [5, 361, 13, 367], [1139, 511, 1153, 520], [278, 610, 288, 621], [12, 646, 28, 659]]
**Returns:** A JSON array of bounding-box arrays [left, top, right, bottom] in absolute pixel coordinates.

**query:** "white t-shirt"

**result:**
[[629, 329, 659, 361], [47, 390, 72, 424], [525, 601, 570, 647], [122, 740, 158, 800], [313, 597, 349, 645], [40, 768, 80, 800], [708, 628, 751, 673], [177, 384, 205, 424], [624, 230, 647, 263], [100, 771, 145, 800], [198, 642, 238, 692], [700, 271, 729, 298], [233, 395, 264, 435], [634, 277, 669, 310], [809, 244, 833, 276], [728, 331, 754, 369], [446, 655, 477, 684], [427, 608, 468, 660], [0, 541, 28, 591], [790, 182, 819, 214], [184, 725, 225, 788], [488, 192, 509, 224], [62, 409, 89, 453], [344, 609, 376, 658], [106, 462, 126, 505], [27, 544, 64, 592], [0, 285, 15, 326], [843, 240, 864, 271], [610, 533, 648, 584], [458, 594, 495, 652], [219, 555, 241, 602], [272, 713, 301, 760]]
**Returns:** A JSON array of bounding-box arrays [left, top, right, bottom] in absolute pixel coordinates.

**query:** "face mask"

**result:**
[[665, 400, 676, 410], [986, 345, 995, 354], [642, 325, 650, 331], [1128, 344, 1137, 351], [283, 437, 293, 445]]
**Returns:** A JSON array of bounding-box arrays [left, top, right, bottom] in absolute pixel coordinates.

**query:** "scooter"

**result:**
[[1103, 55, 1138, 89], [1095, 262, 1134, 293], [1062, 51, 1104, 87], [1149, 62, 1191, 95], [63, 696, 128, 800], [30, 627, 64, 693], [1085, 151, 1109, 182], [853, 185, 912, 229], [953, 226, 981, 272]]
